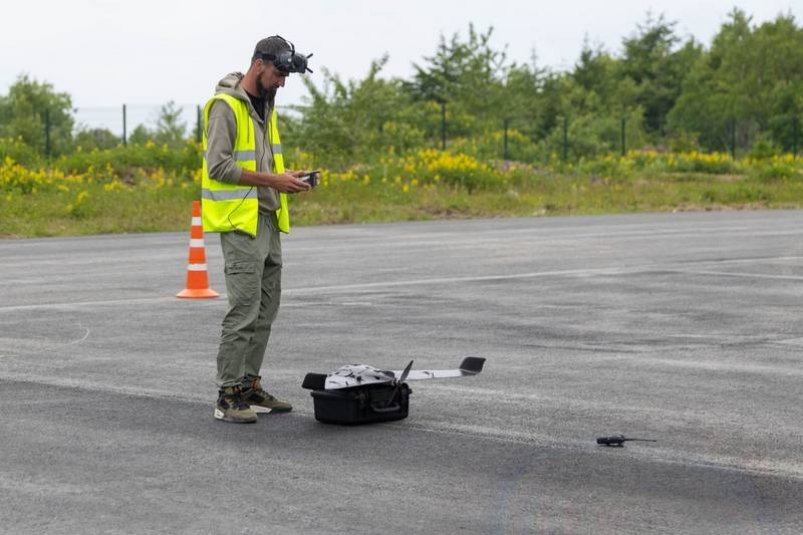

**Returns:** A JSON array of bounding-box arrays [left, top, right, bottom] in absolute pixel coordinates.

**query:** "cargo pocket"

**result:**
[[224, 260, 259, 306]]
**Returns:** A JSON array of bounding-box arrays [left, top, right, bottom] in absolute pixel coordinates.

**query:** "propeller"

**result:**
[[398, 359, 413, 383], [387, 359, 413, 407]]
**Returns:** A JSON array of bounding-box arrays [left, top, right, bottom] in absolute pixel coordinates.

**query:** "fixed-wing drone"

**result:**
[[302, 357, 486, 424], [304, 356, 486, 390]]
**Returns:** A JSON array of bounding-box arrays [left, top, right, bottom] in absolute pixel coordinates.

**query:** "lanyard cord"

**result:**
[[226, 108, 273, 232]]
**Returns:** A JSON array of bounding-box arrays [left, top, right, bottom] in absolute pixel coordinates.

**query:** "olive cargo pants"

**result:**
[[216, 212, 282, 387]]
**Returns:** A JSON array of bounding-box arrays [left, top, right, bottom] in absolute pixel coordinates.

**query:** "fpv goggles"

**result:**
[[257, 36, 314, 74]]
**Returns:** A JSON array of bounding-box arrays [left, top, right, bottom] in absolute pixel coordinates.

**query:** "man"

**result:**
[[202, 35, 313, 423]]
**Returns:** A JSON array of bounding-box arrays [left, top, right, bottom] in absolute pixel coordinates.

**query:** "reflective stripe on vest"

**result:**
[[201, 150, 256, 161], [201, 188, 259, 201], [201, 93, 290, 235]]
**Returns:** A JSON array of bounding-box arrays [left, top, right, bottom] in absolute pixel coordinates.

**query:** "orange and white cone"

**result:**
[[177, 200, 219, 299]]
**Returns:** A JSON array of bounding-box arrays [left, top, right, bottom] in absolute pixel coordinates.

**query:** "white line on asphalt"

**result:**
[[2, 255, 803, 312], [287, 255, 803, 293], [282, 266, 648, 294], [0, 296, 188, 313], [667, 269, 803, 281], [0, 267, 640, 311], [2, 371, 801, 481]]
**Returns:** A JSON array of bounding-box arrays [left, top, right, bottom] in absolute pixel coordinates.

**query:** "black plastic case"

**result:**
[[304, 377, 411, 425]]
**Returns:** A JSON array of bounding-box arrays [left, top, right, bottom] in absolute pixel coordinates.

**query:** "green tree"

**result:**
[[287, 56, 428, 165], [753, 14, 803, 152], [668, 10, 803, 152], [502, 56, 554, 140], [406, 25, 510, 138], [0, 74, 75, 156], [619, 14, 702, 136], [74, 127, 120, 150], [573, 39, 618, 102], [285, 9, 800, 163], [154, 101, 187, 146], [128, 124, 154, 145]]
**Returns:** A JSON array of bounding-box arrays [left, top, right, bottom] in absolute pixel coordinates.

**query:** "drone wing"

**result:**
[[301, 357, 486, 391], [322, 364, 396, 390], [391, 357, 485, 381]]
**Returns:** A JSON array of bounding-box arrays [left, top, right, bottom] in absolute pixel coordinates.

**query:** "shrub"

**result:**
[[0, 137, 41, 167], [749, 154, 800, 181]]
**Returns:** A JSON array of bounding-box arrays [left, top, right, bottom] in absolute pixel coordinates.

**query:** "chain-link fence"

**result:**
[[9, 101, 802, 162], [72, 103, 202, 145]]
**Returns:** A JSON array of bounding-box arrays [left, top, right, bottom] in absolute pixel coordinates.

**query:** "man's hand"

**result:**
[[239, 169, 311, 192], [271, 171, 312, 193]]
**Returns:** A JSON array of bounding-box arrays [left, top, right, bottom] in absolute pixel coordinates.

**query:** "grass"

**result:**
[[0, 183, 198, 237], [288, 171, 803, 226], [2, 149, 803, 238]]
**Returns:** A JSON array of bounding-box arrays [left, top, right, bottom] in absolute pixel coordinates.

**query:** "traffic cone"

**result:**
[[177, 200, 219, 299]]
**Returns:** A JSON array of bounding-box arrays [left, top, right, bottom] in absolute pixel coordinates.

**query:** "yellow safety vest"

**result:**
[[201, 93, 290, 235]]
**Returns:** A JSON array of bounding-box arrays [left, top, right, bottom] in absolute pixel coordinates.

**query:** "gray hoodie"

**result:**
[[205, 72, 279, 213]]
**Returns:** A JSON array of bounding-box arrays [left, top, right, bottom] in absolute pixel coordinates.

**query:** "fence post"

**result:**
[[44, 109, 51, 159], [793, 115, 799, 158], [621, 117, 626, 157], [122, 104, 127, 147], [440, 101, 447, 151], [562, 116, 568, 163], [730, 119, 736, 159], [503, 118, 509, 160], [196, 105, 202, 143]]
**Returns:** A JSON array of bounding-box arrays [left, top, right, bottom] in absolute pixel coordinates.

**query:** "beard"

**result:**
[[256, 77, 278, 102]]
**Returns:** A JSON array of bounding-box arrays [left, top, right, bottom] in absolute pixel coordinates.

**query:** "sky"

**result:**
[[1, 0, 799, 117]]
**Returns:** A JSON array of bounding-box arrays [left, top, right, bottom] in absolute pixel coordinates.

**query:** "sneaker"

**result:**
[[214, 386, 257, 423], [241, 375, 292, 413]]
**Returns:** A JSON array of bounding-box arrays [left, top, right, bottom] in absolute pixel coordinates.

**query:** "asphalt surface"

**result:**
[[1, 211, 802, 534]]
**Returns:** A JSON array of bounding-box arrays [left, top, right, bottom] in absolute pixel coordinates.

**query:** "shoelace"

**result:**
[[246, 380, 276, 402], [222, 388, 250, 410], [253, 387, 276, 402]]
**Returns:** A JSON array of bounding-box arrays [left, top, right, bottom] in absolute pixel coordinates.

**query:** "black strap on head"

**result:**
[[254, 35, 292, 66], [254, 35, 313, 74]]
